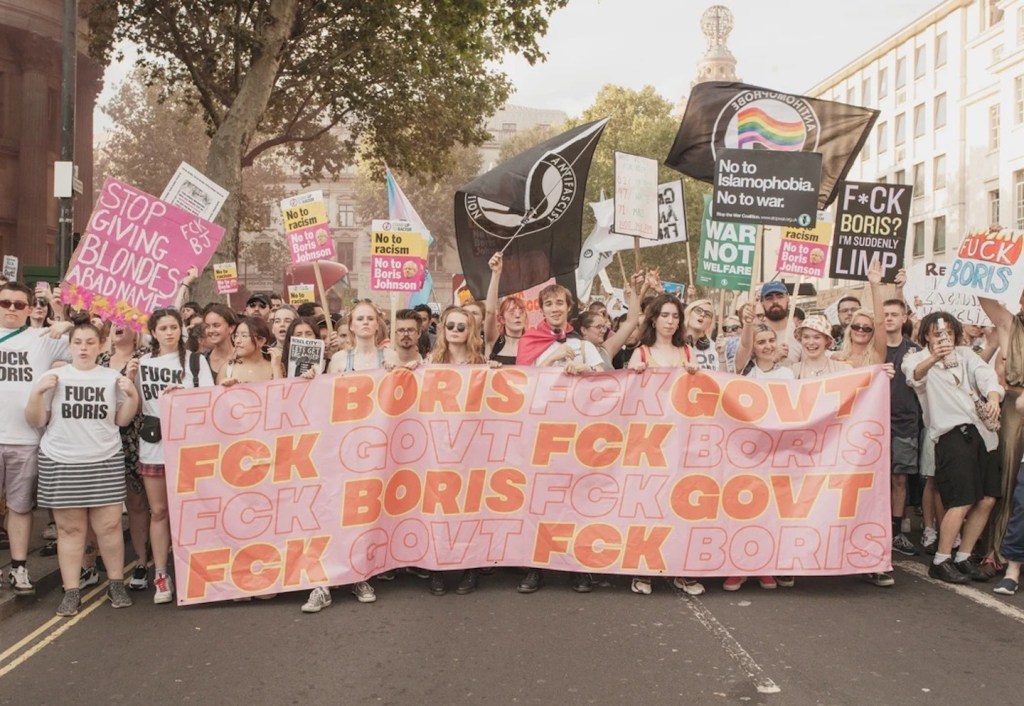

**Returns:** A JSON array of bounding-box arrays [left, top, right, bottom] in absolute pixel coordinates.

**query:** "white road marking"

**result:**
[[893, 559, 1024, 625], [676, 590, 782, 695]]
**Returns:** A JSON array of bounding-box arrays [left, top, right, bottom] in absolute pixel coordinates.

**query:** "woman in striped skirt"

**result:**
[[25, 319, 140, 616]]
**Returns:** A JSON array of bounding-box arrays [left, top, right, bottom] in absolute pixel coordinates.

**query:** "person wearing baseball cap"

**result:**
[[759, 281, 799, 365], [245, 293, 272, 320]]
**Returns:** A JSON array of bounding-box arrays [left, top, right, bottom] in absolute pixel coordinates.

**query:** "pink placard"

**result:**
[[63, 178, 224, 329], [287, 226, 336, 266], [776, 240, 829, 279], [162, 366, 892, 605]]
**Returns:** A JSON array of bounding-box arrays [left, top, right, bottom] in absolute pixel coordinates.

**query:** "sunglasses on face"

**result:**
[[0, 299, 29, 311], [445, 321, 467, 333], [849, 324, 874, 334], [723, 325, 741, 333], [692, 308, 714, 319]]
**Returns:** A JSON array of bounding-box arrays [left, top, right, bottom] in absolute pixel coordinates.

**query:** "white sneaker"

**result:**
[[301, 586, 332, 613], [42, 522, 58, 540], [153, 573, 174, 604], [351, 581, 376, 603], [630, 577, 652, 595], [8, 566, 34, 595], [672, 577, 706, 596], [79, 565, 99, 589]]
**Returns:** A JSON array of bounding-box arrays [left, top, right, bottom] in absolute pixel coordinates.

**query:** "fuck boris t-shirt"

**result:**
[[38, 365, 126, 464], [0, 327, 71, 445], [137, 351, 214, 465]]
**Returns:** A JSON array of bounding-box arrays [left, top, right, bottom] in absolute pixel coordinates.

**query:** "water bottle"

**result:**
[[970, 387, 1001, 432], [936, 318, 958, 369]]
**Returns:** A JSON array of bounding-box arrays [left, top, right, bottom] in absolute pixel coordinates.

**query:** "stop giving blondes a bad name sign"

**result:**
[[161, 366, 892, 604]]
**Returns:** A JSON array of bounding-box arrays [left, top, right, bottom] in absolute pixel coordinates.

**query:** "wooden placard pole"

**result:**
[[718, 289, 726, 336], [616, 252, 628, 289], [784, 275, 804, 342], [312, 261, 334, 334], [684, 244, 695, 289], [633, 237, 641, 272], [389, 292, 397, 344], [748, 225, 764, 301]]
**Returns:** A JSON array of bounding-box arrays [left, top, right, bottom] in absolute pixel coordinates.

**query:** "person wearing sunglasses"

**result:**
[[684, 298, 720, 371], [422, 306, 496, 596], [0, 281, 73, 595], [718, 315, 742, 373]]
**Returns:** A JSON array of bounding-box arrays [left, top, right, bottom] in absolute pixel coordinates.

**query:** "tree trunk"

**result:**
[[194, 0, 300, 305]]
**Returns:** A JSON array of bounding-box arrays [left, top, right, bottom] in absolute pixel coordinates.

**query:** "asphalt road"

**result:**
[[1, 559, 1021, 705]]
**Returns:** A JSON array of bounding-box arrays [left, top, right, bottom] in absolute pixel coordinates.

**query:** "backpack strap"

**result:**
[[189, 351, 201, 387]]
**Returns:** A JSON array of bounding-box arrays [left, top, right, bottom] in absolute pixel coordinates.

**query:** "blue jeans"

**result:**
[[1000, 462, 1024, 563]]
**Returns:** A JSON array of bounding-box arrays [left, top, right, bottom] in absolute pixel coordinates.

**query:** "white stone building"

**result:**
[[805, 0, 1024, 304]]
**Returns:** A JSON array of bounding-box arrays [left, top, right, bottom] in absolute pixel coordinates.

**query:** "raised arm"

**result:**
[[174, 266, 199, 311], [484, 252, 502, 349], [733, 304, 755, 373], [602, 271, 647, 356], [867, 257, 888, 361]]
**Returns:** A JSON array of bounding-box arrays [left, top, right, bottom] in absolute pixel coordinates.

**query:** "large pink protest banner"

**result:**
[[162, 366, 891, 605], [63, 178, 224, 330]]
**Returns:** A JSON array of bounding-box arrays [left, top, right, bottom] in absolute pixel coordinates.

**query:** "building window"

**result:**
[[1016, 171, 1024, 229], [914, 45, 927, 78], [501, 122, 517, 135], [895, 57, 907, 90], [879, 67, 888, 98], [846, 87, 855, 105], [934, 155, 946, 190], [934, 93, 947, 128], [862, 77, 872, 105], [877, 122, 888, 153], [895, 113, 906, 146], [878, 175, 888, 184], [913, 222, 925, 257], [990, 105, 1001, 150], [984, 0, 1005, 30], [990, 188, 1001, 225], [429, 249, 445, 272], [895, 169, 906, 186], [936, 32, 948, 66], [861, 135, 871, 160], [1019, 7, 1024, 44], [933, 216, 946, 253], [913, 104, 926, 138], [336, 241, 354, 268], [337, 203, 356, 228], [913, 162, 925, 195], [1016, 77, 1024, 124]]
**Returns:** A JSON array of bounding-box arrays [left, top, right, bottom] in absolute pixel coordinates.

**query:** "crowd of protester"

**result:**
[[4, 248, 1024, 617]]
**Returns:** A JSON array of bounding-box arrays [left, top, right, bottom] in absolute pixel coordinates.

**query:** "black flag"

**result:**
[[665, 81, 878, 209], [455, 118, 609, 299]]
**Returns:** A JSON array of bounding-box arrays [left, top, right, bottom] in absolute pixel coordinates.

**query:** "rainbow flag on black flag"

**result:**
[[665, 81, 878, 209]]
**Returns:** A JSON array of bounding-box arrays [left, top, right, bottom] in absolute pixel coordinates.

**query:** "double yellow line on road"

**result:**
[[0, 561, 138, 678]]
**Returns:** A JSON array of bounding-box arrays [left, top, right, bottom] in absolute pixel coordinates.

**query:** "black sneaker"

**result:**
[[405, 567, 430, 579], [929, 559, 969, 584], [954, 558, 990, 582], [892, 534, 918, 557], [428, 572, 447, 596], [128, 565, 149, 591], [455, 569, 479, 595], [922, 536, 938, 556], [570, 572, 593, 593], [517, 569, 542, 594], [376, 571, 397, 581]]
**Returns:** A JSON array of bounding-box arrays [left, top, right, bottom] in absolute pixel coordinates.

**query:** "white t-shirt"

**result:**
[[745, 364, 795, 380], [537, 338, 604, 370], [0, 326, 71, 445], [693, 346, 720, 372], [38, 365, 126, 464], [137, 350, 214, 465]]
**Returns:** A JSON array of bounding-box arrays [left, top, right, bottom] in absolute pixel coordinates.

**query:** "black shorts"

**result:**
[[934, 425, 1002, 508]]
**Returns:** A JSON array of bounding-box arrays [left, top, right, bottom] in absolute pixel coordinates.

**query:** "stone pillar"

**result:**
[[74, 57, 103, 234], [15, 35, 56, 266]]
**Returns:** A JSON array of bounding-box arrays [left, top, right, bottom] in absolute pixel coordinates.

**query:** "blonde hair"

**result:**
[[429, 306, 485, 365], [837, 309, 877, 366]]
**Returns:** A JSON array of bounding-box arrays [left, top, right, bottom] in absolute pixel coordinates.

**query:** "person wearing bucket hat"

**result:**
[[792, 315, 849, 379], [684, 299, 719, 371], [759, 281, 800, 365]]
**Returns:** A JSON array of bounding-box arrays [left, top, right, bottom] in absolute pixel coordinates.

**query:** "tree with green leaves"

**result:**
[[88, 0, 567, 298], [97, 67, 285, 239], [564, 85, 710, 291]]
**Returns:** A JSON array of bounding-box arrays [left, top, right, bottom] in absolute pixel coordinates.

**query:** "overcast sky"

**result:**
[[95, 0, 934, 132]]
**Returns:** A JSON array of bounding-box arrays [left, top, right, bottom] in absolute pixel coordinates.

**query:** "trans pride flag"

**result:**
[[386, 169, 433, 307]]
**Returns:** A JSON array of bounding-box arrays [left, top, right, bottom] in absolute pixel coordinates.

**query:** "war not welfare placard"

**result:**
[[828, 181, 912, 283], [697, 194, 755, 291], [712, 149, 821, 227], [370, 220, 428, 292], [944, 228, 1024, 309]]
